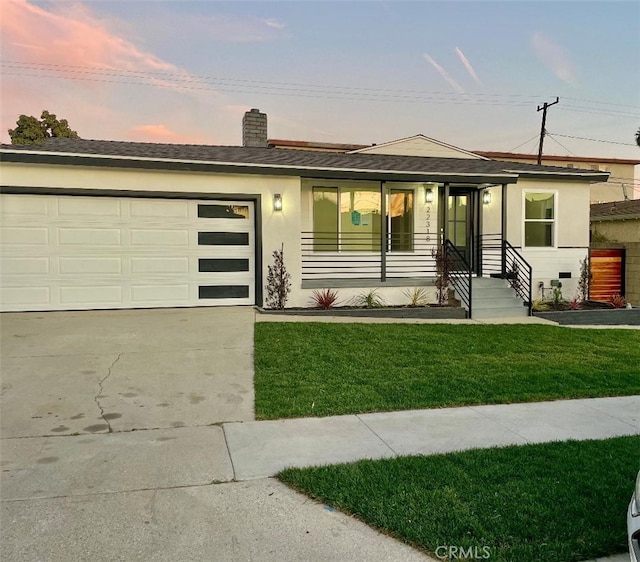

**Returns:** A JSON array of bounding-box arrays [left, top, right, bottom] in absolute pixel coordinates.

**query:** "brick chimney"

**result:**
[[242, 108, 267, 147]]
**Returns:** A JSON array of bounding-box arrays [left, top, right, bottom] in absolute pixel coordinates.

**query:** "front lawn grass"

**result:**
[[279, 436, 640, 562], [254, 323, 640, 419]]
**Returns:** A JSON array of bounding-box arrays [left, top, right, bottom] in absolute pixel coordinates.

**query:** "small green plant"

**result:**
[[265, 243, 291, 309], [552, 285, 563, 306], [610, 294, 626, 308], [310, 289, 339, 309], [532, 299, 550, 312], [402, 287, 429, 307], [353, 289, 385, 309]]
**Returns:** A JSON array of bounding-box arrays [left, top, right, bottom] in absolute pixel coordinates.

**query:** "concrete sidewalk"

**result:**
[[223, 395, 640, 480]]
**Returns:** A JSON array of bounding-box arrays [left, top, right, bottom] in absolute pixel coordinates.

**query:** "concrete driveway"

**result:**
[[1, 307, 254, 437], [1, 307, 429, 561]]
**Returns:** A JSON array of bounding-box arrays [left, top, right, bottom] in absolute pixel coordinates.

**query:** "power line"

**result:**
[[545, 133, 577, 156], [548, 132, 637, 146], [3, 60, 639, 118], [508, 133, 540, 152], [563, 96, 640, 109], [559, 105, 640, 119]]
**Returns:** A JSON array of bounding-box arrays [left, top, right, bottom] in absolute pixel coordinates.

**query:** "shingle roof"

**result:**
[[591, 199, 640, 220], [0, 138, 609, 183]]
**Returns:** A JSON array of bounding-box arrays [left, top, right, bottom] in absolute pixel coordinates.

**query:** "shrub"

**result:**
[[402, 287, 429, 307], [610, 294, 626, 308], [310, 289, 339, 309], [577, 256, 590, 302], [569, 297, 581, 310], [353, 289, 385, 309], [265, 243, 291, 309], [431, 246, 454, 306], [532, 299, 550, 312]]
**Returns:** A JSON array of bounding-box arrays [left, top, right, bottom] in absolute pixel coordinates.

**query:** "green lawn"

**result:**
[[279, 436, 640, 562], [254, 323, 640, 419]]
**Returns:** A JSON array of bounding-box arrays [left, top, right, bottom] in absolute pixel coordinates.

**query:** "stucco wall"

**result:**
[[591, 220, 640, 244], [625, 243, 640, 306]]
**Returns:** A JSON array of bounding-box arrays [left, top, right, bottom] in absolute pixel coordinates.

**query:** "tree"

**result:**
[[8, 110, 79, 145]]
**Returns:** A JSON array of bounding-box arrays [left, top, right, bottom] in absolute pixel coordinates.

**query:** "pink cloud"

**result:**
[[127, 124, 210, 145], [2, 1, 178, 72], [0, 1, 217, 143]]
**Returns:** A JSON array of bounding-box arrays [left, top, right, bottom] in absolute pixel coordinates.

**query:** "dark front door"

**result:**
[[446, 188, 480, 273]]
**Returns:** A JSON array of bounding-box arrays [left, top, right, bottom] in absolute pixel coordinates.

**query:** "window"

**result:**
[[389, 190, 413, 251], [524, 192, 555, 247], [312, 186, 413, 252]]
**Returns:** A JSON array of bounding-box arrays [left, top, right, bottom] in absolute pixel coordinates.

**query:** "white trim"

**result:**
[[522, 189, 558, 249], [347, 134, 489, 160], [504, 168, 609, 180]]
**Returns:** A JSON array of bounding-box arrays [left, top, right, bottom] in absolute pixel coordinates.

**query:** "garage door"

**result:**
[[0, 194, 256, 311]]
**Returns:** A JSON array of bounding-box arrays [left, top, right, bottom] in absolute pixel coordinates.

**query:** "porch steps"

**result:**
[[459, 277, 528, 319]]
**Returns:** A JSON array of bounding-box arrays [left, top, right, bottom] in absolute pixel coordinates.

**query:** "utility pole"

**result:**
[[536, 97, 559, 165]]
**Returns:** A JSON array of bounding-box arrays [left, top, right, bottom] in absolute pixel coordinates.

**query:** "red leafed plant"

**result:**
[[310, 288, 339, 309], [610, 294, 626, 308], [569, 297, 581, 310]]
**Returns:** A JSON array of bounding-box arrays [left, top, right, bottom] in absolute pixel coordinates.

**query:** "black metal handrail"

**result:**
[[444, 239, 472, 318], [503, 240, 533, 315], [301, 232, 438, 281]]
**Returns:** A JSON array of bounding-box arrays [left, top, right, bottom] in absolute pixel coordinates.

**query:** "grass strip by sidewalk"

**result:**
[[279, 436, 640, 562], [255, 323, 640, 419]]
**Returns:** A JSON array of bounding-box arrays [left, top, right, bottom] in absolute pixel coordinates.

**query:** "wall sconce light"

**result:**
[[482, 191, 492, 205], [425, 187, 434, 203], [273, 193, 283, 211]]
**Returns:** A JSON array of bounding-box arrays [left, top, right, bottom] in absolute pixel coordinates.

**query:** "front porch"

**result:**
[[299, 231, 533, 318]]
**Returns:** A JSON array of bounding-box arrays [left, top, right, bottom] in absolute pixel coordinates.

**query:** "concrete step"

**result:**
[[452, 276, 529, 319], [472, 304, 529, 319]]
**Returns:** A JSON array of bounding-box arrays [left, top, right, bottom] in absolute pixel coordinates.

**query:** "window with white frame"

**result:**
[[524, 192, 555, 247]]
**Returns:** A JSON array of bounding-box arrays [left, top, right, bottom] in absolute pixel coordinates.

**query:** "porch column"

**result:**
[[476, 189, 483, 275], [501, 183, 507, 277], [380, 181, 387, 282], [441, 182, 450, 244]]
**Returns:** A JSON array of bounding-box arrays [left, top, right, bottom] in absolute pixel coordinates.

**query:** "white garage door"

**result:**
[[0, 194, 256, 311]]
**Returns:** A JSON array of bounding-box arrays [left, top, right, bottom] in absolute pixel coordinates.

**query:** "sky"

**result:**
[[1, 0, 639, 160]]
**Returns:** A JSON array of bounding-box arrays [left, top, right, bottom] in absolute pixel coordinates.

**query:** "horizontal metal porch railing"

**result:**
[[479, 234, 533, 315], [301, 232, 438, 281]]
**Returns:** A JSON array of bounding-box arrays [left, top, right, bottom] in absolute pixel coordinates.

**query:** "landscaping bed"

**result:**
[[257, 306, 467, 319], [278, 436, 640, 562], [534, 307, 640, 325]]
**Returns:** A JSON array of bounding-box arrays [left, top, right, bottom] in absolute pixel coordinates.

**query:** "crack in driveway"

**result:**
[[95, 353, 123, 433]]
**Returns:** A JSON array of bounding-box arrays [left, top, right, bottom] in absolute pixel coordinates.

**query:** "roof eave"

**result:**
[[0, 150, 520, 185], [504, 169, 610, 182], [591, 214, 640, 222]]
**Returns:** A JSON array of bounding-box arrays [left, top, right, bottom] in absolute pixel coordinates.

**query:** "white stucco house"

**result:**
[[0, 109, 609, 318]]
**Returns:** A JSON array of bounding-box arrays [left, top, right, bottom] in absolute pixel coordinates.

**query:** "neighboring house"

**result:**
[[0, 109, 608, 317], [590, 199, 640, 305], [475, 151, 639, 204]]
